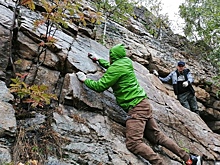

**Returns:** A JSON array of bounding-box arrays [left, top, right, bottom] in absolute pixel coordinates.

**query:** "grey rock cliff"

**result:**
[[0, 0, 219, 164]]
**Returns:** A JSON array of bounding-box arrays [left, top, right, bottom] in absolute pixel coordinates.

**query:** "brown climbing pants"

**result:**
[[125, 99, 189, 165]]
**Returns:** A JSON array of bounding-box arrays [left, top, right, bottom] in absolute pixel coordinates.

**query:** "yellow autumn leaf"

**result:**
[[29, 159, 38, 165], [20, 0, 35, 10], [17, 163, 25, 165]]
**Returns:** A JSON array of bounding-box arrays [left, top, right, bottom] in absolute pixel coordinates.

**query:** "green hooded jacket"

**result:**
[[84, 44, 147, 111]]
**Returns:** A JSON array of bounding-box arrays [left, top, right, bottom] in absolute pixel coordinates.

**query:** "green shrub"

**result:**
[[10, 73, 57, 108]]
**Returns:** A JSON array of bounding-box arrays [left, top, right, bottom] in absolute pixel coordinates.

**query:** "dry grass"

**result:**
[[12, 107, 70, 165]]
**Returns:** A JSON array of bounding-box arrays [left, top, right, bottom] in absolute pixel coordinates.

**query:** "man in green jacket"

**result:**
[[76, 44, 200, 165]]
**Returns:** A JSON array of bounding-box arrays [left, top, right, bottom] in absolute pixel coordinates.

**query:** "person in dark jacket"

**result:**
[[154, 61, 199, 115], [76, 44, 201, 165]]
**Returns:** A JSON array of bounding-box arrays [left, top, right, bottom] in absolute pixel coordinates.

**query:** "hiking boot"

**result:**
[[185, 154, 202, 165], [195, 110, 200, 116]]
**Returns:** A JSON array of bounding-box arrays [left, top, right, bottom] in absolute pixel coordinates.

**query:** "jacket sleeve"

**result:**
[[159, 71, 174, 82], [84, 65, 120, 93], [98, 59, 110, 69], [186, 69, 194, 83]]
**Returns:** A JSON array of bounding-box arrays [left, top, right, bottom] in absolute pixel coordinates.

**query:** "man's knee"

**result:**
[[181, 102, 190, 110], [126, 140, 138, 152], [126, 139, 145, 155]]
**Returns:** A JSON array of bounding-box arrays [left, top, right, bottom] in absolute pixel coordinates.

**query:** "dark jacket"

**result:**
[[159, 69, 195, 95]]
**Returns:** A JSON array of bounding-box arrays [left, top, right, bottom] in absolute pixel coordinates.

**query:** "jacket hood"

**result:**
[[109, 44, 126, 63]]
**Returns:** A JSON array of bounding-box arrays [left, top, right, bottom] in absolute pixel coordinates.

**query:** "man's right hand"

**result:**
[[153, 70, 159, 77], [88, 53, 99, 62]]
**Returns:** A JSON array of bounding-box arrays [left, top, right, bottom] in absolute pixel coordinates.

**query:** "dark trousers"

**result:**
[[125, 99, 189, 165], [178, 91, 199, 114]]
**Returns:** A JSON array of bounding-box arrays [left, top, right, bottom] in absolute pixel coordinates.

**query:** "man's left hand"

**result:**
[[183, 81, 189, 87], [76, 72, 87, 82]]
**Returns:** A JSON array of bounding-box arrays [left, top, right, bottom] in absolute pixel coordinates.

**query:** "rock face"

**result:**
[[0, 0, 220, 164]]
